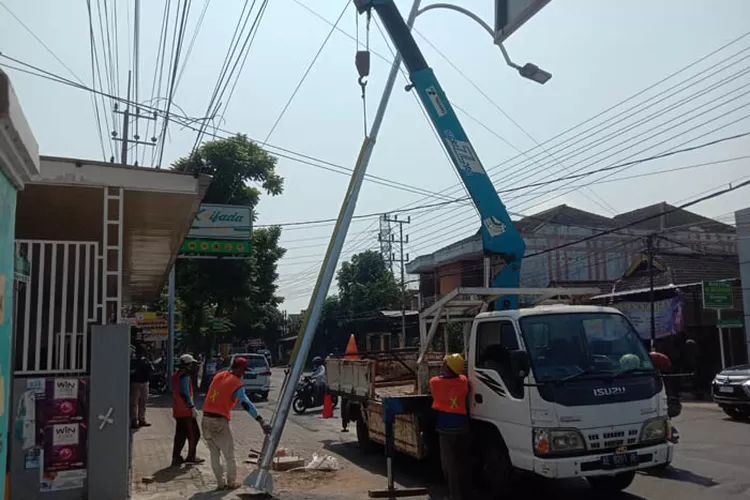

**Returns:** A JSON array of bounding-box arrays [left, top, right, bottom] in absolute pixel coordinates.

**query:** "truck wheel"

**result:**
[[723, 408, 750, 421], [587, 471, 636, 492], [356, 417, 378, 454], [479, 438, 514, 497]]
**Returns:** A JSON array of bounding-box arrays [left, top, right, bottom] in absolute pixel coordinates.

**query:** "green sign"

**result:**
[[702, 281, 733, 310], [717, 317, 742, 328], [180, 239, 251, 255], [14, 254, 30, 283]]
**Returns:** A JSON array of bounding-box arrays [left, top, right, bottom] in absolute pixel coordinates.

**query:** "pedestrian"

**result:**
[[172, 354, 205, 466], [201, 357, 272, 490], [130, 344, 153, 429], [429, 353, 472, 500]]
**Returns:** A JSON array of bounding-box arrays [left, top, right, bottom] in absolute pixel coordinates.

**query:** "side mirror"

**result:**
[[510, 350, 531, 379]]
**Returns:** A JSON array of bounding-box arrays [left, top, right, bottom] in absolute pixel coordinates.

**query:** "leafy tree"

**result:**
[[336, 250, 402, 320], [172, 134, 285, 359]]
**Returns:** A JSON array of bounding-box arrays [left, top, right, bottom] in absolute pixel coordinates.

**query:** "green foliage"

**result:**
[[336, 250, 402, 320], [171, 135, 286, 352]]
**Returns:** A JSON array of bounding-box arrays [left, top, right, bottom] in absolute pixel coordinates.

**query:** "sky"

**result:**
[[2, 0, 750, 313]]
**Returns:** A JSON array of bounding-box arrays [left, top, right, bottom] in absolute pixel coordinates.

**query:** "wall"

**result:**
[[0, 170, 17, 493]]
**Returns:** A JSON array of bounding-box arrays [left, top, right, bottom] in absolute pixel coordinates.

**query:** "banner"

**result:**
[[612, 295, 684, 340]]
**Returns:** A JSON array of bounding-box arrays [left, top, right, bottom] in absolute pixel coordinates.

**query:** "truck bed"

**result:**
[[327, 350, 443, 400]]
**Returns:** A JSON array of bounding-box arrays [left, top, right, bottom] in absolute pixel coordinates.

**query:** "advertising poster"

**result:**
[[612, 295, 685, 340], [36, 378, 88, 432]]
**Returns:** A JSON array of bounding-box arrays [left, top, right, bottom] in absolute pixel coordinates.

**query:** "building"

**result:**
[[736, 207, 750, 364], [406, 203, 736, 308]]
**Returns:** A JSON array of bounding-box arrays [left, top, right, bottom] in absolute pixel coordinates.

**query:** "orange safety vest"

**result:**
[[172, 371, 193, 418], [203, 370, 243, 420], [430, 374, 469, 415]]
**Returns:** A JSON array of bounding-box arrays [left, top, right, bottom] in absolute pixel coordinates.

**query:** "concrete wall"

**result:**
[[736, 208, 750, 363]]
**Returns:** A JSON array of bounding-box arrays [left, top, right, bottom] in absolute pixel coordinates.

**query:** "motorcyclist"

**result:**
[[310, 356, 327, 402]]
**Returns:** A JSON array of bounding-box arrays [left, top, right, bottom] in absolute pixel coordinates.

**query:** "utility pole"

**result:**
[[382, 214, 410, 348], [646, 233, 656, 351], [112, 71, 157, 166], [378, 214, 394, 272]]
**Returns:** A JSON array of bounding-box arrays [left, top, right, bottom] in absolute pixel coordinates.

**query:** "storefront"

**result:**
[[0, 70, 41, 496]]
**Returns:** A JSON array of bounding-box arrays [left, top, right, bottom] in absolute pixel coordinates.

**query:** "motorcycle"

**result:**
[[292, 376, 338, 414], [149, 357, 168, 395]]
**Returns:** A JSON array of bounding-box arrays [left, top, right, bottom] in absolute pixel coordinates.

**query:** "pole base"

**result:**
[[243, 468, 274, 496], [368, 487, 428, 498]]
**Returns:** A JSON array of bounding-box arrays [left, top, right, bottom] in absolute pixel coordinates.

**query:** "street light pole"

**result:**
[[647, 234, 656, 350]]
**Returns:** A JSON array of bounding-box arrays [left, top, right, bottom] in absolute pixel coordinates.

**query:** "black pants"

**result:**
[[438, 429, 472, 500], [173, 416, 200, 461]]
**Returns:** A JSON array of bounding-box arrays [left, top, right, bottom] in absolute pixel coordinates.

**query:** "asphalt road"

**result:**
[[257, 370, 750, 500]]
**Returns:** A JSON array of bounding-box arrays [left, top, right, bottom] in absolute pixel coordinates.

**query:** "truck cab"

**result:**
[[467, 304, 673, 491]]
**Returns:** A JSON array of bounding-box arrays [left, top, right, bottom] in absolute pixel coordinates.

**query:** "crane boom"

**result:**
[[354, 0, 526, 309]]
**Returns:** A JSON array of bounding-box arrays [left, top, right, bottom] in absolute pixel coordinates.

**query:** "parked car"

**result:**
[[221, 353, 272, 400], [712, 364, 750, 420]]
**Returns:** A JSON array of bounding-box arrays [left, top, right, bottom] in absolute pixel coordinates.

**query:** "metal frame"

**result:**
[[14, 240, 99, 375], [416, 287, 601, 391], [102, 186, 124, 324]]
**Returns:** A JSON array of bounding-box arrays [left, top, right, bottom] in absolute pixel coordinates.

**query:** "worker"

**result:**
[[171, 354, 204, 466], [649, 350, 680, 444], [429, 353, 472, 500], [201, 357, 272, 490]]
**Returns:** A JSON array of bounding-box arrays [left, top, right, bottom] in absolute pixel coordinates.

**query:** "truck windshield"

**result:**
[[518, 313, 654, 383]]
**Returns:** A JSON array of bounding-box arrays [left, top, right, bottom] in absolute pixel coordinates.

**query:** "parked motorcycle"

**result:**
[[149, 357, 168, 395], [292, 376, 338, 414]]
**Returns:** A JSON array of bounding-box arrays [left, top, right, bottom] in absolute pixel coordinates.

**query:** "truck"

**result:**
[[327, 287, 674, 496]]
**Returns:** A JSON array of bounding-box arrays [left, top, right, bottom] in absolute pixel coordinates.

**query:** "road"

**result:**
[[256, 369, 750, 500]]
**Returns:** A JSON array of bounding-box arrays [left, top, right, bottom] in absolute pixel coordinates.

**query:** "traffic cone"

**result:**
[[344, 334, 359, 360], [320, 393, 334, 419]]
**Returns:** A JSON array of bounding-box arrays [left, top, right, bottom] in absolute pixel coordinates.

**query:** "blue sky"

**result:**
[[2, 0, 750, 312]]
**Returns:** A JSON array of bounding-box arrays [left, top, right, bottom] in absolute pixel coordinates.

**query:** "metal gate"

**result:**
[[13, 240, 100, 375]]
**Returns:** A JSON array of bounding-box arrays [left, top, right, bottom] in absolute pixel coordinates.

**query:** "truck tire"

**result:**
[[356, 416, 379, 454], [587, 471, 636, 492], [478, 436, 514, 498]]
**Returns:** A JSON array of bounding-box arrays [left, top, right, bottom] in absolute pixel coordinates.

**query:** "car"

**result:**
[[712, 364, 750, 420], [221, 353, 272, 401]]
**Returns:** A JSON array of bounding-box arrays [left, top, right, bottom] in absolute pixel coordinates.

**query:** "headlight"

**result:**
[[641, 418, 668, 443], [533, 428, 586, 456]]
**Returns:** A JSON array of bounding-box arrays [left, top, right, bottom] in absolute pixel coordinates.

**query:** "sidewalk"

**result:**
[[130, 396, 429, 499]]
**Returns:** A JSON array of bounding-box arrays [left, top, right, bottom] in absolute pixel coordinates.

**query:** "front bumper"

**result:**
[[533, 442, 673, 479]]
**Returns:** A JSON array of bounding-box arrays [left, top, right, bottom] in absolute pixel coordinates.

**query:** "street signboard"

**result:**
[[188, 204, 252, 240], [494, 0, 552, 43], [702, 281, 733, 310], [180, 239, 251, 256]]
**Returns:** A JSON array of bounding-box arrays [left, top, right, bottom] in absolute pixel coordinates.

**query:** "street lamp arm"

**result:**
[[416, 3, 522, 70], [416, 3, 494, 38]]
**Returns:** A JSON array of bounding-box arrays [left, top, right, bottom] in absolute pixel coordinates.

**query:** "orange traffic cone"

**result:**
[[320, 393, 334, 419], [344, 334, 359, 360]]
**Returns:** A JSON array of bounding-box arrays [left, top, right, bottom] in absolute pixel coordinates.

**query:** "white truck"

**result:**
[[327, 287, 674, 495]]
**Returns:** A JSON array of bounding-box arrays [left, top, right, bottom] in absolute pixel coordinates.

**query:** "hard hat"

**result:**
[[649, 351, 672, 372], [443, 353, 465, 375], [232, 356, 248, 370], [619, 353, 641, 370], [179, 354, 197, 365]]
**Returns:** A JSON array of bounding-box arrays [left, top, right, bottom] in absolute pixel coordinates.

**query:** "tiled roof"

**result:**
[[612, 252, 739, 292], [613, 202, 735, 233]]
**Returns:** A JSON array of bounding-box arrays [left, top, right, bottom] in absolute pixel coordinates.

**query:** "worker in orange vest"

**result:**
[[429, 353, 472, 500], [171, 354, 204, 466], [201, 357, 272, 490]]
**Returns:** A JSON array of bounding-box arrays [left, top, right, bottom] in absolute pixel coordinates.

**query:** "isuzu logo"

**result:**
[[593, 386, 626, 396]]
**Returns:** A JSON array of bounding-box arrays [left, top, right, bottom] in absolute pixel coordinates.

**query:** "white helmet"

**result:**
[[180, 354, 198, 365]]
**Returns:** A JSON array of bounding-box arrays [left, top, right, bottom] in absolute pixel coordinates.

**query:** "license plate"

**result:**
[[718, 386, 734, 394], [600, 452, 638, 470], [244, 373, 257, 379]]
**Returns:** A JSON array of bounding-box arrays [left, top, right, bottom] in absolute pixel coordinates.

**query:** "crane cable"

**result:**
[[355, 7, 371, 137]]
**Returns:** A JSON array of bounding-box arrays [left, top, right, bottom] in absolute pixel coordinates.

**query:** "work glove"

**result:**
[[256, 416, 272, 434], [191, 407, 200, 420]]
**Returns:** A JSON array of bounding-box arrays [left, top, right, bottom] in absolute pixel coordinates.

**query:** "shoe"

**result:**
[[139, 421, 152, 427], [185, 457, 205, 464], [171, 457, 184, 467], [131, 422, 140, 430]]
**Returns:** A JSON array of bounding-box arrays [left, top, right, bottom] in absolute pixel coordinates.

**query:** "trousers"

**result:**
[[173, 416, 200, 461], [201, 416, 236, 487], [438, 429, 472, 500], [129, 382, 148, 422]]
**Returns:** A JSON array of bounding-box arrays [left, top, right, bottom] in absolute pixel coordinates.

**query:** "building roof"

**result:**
[[613, 202, 735, 233], [547, 280, 616, 295], [516, 204, 616, 232], [612, 251, 739, 293]]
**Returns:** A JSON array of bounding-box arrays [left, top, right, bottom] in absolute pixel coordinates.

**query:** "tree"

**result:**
[[172, 134, 286, 357], [336, 250, 402, 320]]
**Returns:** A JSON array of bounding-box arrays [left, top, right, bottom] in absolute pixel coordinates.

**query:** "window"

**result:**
[[475, 321, 523, 398]]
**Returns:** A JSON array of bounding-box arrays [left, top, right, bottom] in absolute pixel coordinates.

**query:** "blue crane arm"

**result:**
[[355, 0, 526, 309]]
